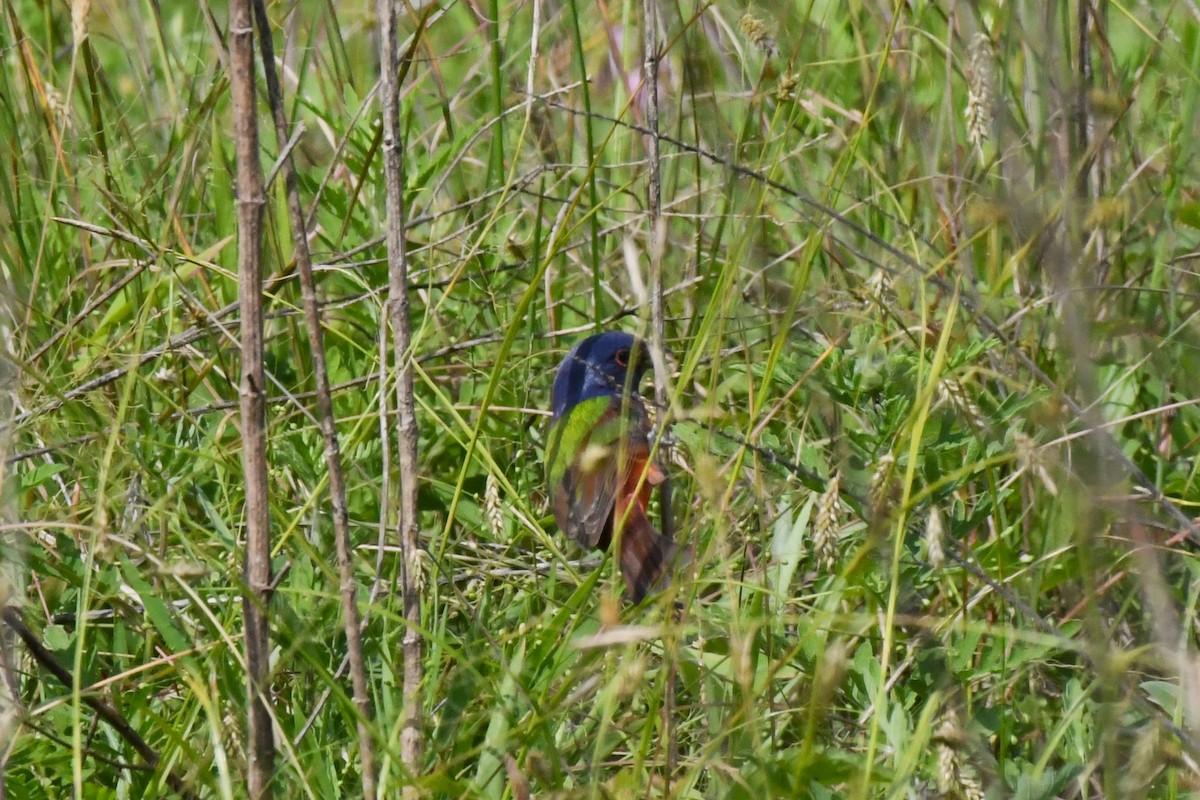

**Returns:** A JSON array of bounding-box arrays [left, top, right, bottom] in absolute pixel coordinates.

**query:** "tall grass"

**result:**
[[3, 0, 1200, 797]]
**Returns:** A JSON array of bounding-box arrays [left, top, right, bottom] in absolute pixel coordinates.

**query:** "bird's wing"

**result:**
[[546, 396, 653, 548]]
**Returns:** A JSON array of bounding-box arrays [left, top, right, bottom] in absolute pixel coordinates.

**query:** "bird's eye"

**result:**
[[614, 349, 629, 367]]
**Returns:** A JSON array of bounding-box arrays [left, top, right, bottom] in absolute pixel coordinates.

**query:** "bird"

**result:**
[[544, 331, 683, 603]]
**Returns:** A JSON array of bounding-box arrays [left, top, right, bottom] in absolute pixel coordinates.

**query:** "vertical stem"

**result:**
[[643, 0, 661, 236], [248, 3, 377, 798], [1074, 0, 1092, 200], [642, 0, 672, 550], [642, 0, 678, 779], [0, 305, 18, 800], [564, 0, 603, 321], [229, 1, 274, 797], [486, 0, 506, 186], [376, 0, 424, 792]]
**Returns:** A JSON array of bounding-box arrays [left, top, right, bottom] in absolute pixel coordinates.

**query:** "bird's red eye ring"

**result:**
[[614, 349, 629, 367]]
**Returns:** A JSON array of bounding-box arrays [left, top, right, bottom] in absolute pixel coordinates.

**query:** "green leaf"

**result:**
[[42, 623, 71, 651], [21, 462, 68, 490], [769, 492, 815, 597], [1177, 201, 1200, 230], [119, 555, 191, 655]]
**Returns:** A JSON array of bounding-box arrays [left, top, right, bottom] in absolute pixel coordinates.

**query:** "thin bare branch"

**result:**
[[641, 0, 679, 781], [248, 2, 378, 796], [377, 0, 425, 791], [229, 1, 275, 797]]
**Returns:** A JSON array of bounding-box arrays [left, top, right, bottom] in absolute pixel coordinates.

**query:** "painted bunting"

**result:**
[[544, 331, 682, 602]]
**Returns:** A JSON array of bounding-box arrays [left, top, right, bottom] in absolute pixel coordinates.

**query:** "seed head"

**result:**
[[485, 473, 505, 539], [739, 13, 779, 57], [813, 472, 842, 571], [964, 33, 996, 160]]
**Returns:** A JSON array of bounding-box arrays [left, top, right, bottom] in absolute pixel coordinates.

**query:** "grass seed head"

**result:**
[[739, 12, 779, 57], [934, 707, 986, 800], [485, 473, 505, 539], [926, 506, 945, 570], [814, 472, 842, 571], [964, 32, 996, 159]]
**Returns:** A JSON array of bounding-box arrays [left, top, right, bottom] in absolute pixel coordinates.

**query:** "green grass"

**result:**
[[4, 0, 1200, 797]]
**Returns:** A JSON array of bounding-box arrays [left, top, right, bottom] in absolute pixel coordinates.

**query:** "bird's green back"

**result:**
[[545, 395, 633, 486]]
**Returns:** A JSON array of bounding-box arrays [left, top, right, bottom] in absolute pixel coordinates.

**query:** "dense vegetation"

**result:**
[[3, 1, 1200, 797]]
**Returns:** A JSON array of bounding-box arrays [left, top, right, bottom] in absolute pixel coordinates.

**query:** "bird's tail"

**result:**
[[617, 504, 689, 603]]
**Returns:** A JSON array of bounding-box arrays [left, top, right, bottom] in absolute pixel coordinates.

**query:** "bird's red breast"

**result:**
[[613, 452, 677, 602]]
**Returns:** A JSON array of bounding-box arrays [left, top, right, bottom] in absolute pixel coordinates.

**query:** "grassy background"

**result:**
[[4, 0, 1200, 797]]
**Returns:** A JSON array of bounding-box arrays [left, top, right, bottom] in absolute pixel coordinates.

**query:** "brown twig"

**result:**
[[640, 0, 679, 781], [643, 0, 669, 540], [377, 0, 426, 792], [247, 3, 378, 796], [228, 2, 275, 797]]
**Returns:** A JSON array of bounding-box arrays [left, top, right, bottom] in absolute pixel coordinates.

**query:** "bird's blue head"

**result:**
[[550, 331, 650, 419]]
